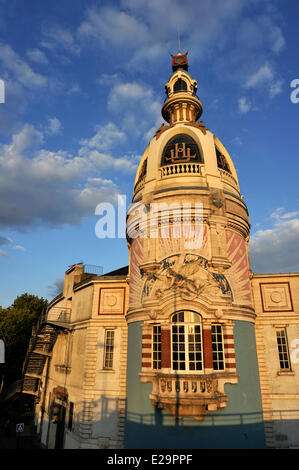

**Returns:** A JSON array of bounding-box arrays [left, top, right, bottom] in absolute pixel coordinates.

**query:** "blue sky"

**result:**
[[0, 0, 298, 307]]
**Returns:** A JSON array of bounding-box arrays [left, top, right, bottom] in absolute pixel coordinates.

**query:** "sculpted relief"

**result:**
[[142, 253, 232, 302]]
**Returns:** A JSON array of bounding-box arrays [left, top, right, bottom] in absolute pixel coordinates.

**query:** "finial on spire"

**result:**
[[178, 27, 181, 54]]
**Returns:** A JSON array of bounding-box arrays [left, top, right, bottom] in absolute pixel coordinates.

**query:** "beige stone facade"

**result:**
[[33, 264, 128, 449], [251, 273, 299, 448]]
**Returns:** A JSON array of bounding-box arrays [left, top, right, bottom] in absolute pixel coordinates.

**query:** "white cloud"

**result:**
[[77, 0, 286, 76], [26, 48, 48, 65], [77, 6, 150, 49], [0, 122, 138, 229], [7, 123, 44, 154], [0, 235, 26, 255], [107, 81, 163, 141], [244, 62, 283, 99], [249, 208, 299, 273], [46, 117, 62, 136], [13, 245, 26, 252], [79, 122, 125, 152], [269, 79, 284, 98], [41, 25, 80, 56], [0, 42, 48, 89], [232, 137, 243, 145], [67, 83, 84, 95], [96, 73, 120, 86], [245, 63, 274, 88], [238, 96, 252, 114]]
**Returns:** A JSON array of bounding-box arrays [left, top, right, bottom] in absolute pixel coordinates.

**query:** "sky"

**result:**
[[0, 0, 298, 307]]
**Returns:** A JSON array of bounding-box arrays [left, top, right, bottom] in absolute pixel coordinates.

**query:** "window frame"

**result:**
[[173, 78, 188, 93], [152, 324, 162, 370], [103, 329, 115, 370], [276, 327, 291, 371], [171, 311, 203, 373], [211, 323, 225, 371]]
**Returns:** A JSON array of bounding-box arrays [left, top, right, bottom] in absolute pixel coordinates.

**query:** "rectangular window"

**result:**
[[187, 325, 203, 371], [276, 328, 291, 370], [211, 324, 225, 371], [152, 325, 161, 370], [172, 324, 202, 371], [103, 329, 114, 369], [172, 324, 186, 371]]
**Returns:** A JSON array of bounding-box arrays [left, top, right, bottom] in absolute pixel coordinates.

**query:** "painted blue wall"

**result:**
[[124, 320, 266, 449]]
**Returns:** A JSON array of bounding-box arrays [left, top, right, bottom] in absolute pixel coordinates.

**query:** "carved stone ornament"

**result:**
[[185, 120, 208, 135], [140, 372, 238, 420], [148, 310, 157, 320], [142, 253, 233, 302]]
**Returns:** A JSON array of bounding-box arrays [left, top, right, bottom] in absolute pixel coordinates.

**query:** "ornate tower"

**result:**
[[125, 52, 266, 448]]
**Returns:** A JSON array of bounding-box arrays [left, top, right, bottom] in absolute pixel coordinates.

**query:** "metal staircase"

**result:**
[[21, 317, 60, 399], [2, 307, 72, 402]]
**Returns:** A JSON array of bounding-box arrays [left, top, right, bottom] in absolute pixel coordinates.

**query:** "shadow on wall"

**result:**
[[31, 391, 299, 449], [40, 394, 122, 449], [124, 407, 299, 449]]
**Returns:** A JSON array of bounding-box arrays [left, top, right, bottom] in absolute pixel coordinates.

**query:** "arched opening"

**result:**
[[173, 78, 187, 93], [216, 146, 231, 173], [161, 134, 202, 166]]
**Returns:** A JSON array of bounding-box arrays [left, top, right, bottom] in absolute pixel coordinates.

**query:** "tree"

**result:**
[[0, 293, 48, 386]]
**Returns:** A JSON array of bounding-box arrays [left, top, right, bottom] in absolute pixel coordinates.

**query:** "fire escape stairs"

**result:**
[[21, 320, 60, 397]]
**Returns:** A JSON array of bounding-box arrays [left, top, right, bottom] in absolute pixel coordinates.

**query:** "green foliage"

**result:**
[[0, 293, 48, 385]]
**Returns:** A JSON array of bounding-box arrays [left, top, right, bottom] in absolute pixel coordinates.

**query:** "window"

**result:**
[[211, 324, 225, 370], [153, 325, 161, 370], [276, 328, 291, 370], [174, 78, 187, 93], [103, 329, 114, 369], [216, 146, 231, 173], [161, 134, 202, 166], [171, 311, 203, 371]]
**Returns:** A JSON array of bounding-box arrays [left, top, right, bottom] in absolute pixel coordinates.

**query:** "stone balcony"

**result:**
[[140, 371, 238, 420]]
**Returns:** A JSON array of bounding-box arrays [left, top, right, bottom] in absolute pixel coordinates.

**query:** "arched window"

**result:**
[[171, 311, 203, 371], [161, 134, 202, 165], [173, 78, 187, 93], [216, 146, 231, 173]]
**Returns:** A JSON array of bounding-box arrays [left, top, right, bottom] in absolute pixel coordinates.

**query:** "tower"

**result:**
[[125, 52, 266, 448]]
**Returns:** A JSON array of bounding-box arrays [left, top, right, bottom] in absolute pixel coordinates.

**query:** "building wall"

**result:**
[[35, 272, 128, 449], [124, 320, 266, 449], [252, 273, 299, 448]]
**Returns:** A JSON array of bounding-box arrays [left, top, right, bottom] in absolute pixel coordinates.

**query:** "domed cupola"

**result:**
[[162, 51, 203, 124]]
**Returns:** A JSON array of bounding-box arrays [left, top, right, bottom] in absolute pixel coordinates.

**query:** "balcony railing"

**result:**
[[134, 174, 146, 194], [46, 307, 71, 324], [157, 373, 218, 399], [219, 168, 239, 190], [160, 163, 205, 178]]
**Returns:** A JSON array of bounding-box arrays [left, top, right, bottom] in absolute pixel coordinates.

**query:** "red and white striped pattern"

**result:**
[[223, 324, 237, 371]]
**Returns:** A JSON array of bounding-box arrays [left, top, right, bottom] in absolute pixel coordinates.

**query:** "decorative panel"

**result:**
[[98, 288, 125, 315], [259, 282, 293, 312]]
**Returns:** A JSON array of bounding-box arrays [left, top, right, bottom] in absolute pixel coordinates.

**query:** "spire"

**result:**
[[162, 51, 202, 124]]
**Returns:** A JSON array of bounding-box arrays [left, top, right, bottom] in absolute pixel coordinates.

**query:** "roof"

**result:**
[[101, 266, 129, 277]]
